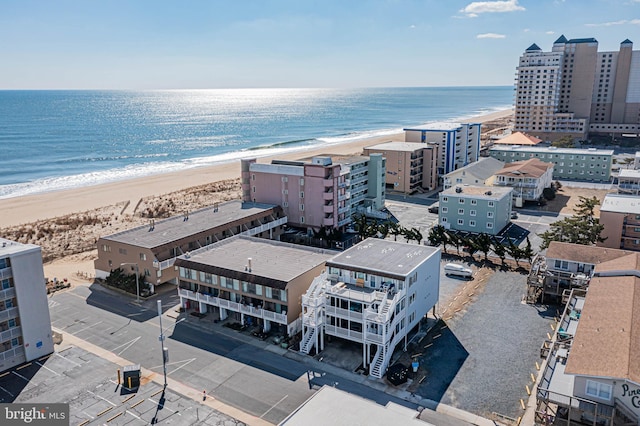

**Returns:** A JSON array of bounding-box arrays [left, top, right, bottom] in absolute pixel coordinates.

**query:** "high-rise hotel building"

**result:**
[[514, 36, 640, 141], [0, 239, 53, 372]]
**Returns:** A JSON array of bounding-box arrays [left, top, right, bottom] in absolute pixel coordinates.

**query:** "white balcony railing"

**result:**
[[0, 267, 12, 280], [178, 288, 287, 324], [324, 324, 363, 342]]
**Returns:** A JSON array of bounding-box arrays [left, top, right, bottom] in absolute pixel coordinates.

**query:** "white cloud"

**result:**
[[585, 18, 640, 27], [546, 31, 555, 35], [523, 28, 530, 32], [409, 24, 416, 29], [477, 33, 506, 39], [460, 0, 525, 17]]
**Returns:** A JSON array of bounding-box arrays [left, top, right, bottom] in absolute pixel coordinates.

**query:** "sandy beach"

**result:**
[[0, 108, 513, 281]]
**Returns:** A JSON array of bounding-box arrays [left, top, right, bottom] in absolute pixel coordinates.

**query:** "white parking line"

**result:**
[[111, 336, 142, 356], [148, 398, 181, 415], [11, 370, 30, 383], [70, 321, 103, 335], [260, 395, 288, 419], [0, 385, 14, 397], [126, 410, 142, 420], [35, 361, 60, 376], [54, 352, 82, 367], [87, 390, 116, 406]]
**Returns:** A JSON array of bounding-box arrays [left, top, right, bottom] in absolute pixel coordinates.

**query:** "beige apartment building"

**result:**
[[94, 200, 286, 290], [363, 141, 438, 194], [515, 36, 640, 141], [598, 193, 640, 251]]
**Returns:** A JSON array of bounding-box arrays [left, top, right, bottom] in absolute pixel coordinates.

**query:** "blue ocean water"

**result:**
[[0, 87, 512, 199]]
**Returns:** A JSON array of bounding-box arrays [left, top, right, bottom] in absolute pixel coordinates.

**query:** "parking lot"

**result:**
[[2, 345, 237, 425]]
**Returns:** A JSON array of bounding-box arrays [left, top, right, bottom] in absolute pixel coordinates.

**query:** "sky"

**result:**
[[1, 0, 639, 89]]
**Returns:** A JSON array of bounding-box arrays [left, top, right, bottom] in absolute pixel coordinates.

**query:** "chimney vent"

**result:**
[[247, 258, 252, 272]]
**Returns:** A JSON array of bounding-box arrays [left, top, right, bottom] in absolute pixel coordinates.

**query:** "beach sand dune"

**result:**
[[0, 109, 513, 280]]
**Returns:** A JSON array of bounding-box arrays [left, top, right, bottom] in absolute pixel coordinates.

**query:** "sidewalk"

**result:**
[[174, 308, 503, 426]]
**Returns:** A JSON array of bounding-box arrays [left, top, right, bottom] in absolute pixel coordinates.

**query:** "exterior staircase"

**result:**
[[370, 343, 389, 378], [300, 272, 328, 355]]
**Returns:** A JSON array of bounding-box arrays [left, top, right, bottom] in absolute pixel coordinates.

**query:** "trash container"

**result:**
[[123, 364, 141, 389]]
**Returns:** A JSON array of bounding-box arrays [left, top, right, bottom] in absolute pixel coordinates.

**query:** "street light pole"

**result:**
[[158, 300, 167, 388], [120, 262, 140, 304], [157, 301, 185, 389]]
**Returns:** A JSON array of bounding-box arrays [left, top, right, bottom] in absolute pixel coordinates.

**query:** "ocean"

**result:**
[[0, 87, 512, 199]]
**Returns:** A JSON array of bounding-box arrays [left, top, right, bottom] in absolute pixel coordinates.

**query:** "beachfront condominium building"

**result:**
[[241, 154, 385, 231], [0, 239, 54, 373], [514, 36, 640, 141], [94, 201, 286, 290], [404, 123, 481, 175], [363, 142, 438, 194], [442, 157, 505, 190], [439, 185, 512, 236], [488, 146, 613, 182], [536, 253, 640, 424], [598, 193, 640, 252], [493, 158, 554, 205], [175, 236, 333, 336], [299, 238, 440, 378]]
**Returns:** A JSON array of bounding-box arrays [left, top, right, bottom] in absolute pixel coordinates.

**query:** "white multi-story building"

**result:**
[[300, 238, 440, 379], [0, 239, 54, 372], [493, 158, 554, 204], [404, 123, 481, 175]]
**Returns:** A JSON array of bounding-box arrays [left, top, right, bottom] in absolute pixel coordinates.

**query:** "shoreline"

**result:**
[[0, 108, 513, 228]]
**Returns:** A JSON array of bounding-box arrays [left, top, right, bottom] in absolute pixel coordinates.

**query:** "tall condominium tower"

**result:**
[[514, 36, 640, 141]]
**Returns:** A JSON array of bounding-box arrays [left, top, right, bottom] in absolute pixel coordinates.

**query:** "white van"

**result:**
[[444, 263, 473, 278]]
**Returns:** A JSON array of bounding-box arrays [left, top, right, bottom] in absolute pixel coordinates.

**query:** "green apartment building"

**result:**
[[488, 146, 613, 182], [438, 185, 513, 236]]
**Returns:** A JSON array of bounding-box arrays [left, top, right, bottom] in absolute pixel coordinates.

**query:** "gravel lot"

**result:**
[[416, 268, 555, 419]]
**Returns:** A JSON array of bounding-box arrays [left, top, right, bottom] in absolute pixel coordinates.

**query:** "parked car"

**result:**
[[428, 205, 439, 214], [444, 263, 473, 278], [510, 211, 518, 219]]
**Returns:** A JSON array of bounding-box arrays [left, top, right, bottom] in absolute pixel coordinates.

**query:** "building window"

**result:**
[[441, 217, 448, 223], [471, 200, 477, 205], [442, 207, 448, 213], [459, 199, 465, 204], [252, 174, 255, 181], [457, 219, 464, 225], [585, 380, 612, 401], [300, 216, 305, 224], [470, 210, 476, 216], [458, 208, 464, 215], [300, 204, 304, 211], [119, 248, 127, 255], [469, 220, 476, 227], [252, 186, 256, 193], [487, 212, 494, 218], [282, 176, 288, 182], [554, 260, 569, 270], [442, 197, 448, 203], [300, 191, 304, 198], [300, 178, 304, 186], [487, 223, 494, 229], [488, 201, 495, 207], [139, 253, 146, 261], [101, 244, 111, 253]]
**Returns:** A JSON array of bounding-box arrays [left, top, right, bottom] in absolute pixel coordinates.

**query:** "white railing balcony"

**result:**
[[158, 258, 176, 271], [0, 287, 16, 301], [325, 325, 363, 342], [325, 305, 363, 321], [350, 175, 367, 186], [0, 326, 21, 343], [0, 345, 24, 362], [338, 192, 351, 202], [338, 205, 350, 215], [178, 288, 197, 300], [338, 217, 351, 227], [0, 267, 12, 280], [364, 332, 384, 344], [0, 307, 19, 322], [241, 217, 288, 237]]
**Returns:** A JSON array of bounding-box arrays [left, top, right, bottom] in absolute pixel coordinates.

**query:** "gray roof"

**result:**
[[404, 122, 465, 132], [489, 146, 614, 155], [327, 238, 440, 281], [622, 39, 633, 45], [444, 157, 505, 181], [365, 141, 433, 152], [441, 184, 512, 199], [601, 194, 640, 214], [0, 238, 40, 256], [526, 43, 541, 51], [619, 169, 640, 179], [102, 200, 279, 249], [174, 236, 334, 289]]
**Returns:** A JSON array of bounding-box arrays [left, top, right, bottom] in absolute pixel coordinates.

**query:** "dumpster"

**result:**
[[123, 364, 141, 389]]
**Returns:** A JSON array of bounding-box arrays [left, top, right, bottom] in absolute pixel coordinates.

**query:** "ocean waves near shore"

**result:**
[[0, 87, 512, 199]]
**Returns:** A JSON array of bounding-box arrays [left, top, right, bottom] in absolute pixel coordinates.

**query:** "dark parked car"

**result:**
[[510, 211, 518, 219], [428, 205, 439, 214]]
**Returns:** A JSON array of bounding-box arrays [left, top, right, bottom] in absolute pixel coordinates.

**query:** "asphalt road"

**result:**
[[46, 284, 431, 425]]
